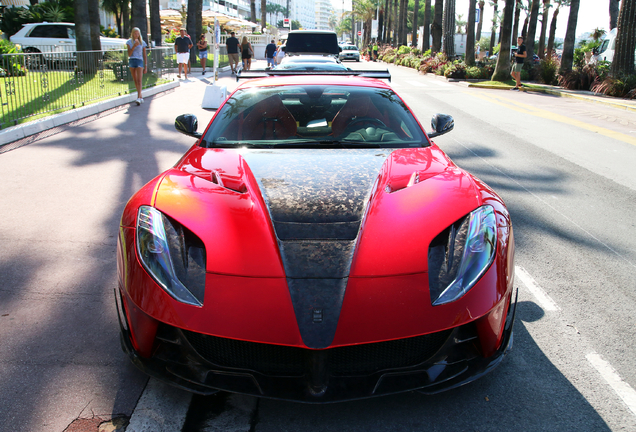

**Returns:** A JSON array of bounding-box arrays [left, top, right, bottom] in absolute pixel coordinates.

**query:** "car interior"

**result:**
[[210, 86, 424, 146]]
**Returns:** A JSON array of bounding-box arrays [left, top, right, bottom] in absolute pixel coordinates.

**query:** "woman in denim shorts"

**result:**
[[197, 34, 208, 75], [126, 27, 147, 105]]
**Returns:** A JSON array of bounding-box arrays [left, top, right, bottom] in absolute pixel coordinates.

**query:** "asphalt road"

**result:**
[[1, 60, 635, 432]]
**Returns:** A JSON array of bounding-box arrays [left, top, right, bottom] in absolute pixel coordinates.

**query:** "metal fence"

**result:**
[[0, 46, 176, 129]]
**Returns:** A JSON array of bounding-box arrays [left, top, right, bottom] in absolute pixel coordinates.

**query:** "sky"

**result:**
[[331, 0, 613, 40]]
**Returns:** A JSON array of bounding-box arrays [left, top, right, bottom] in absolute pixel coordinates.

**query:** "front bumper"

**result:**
[[117, 288, 517, 403]]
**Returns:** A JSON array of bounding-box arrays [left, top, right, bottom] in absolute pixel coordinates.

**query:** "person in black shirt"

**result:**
[[265, 39, 277, 68], [511, 36, 527, 90], [174, 28, 193, 79], [226, 32, 240, 74]]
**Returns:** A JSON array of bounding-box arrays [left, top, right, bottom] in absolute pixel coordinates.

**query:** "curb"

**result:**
[[0, 80, 180, 147]]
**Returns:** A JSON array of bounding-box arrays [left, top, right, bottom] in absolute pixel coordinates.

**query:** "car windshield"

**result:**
[[274, 63, 348, 71], [202, 85, 428, 148]]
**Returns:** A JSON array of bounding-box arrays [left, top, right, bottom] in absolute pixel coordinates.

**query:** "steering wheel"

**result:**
[[344, 117, 386, 131]]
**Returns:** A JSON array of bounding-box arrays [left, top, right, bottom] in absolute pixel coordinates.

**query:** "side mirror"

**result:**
[[175, 114, 202, 138], [428, 113, 454, 138]]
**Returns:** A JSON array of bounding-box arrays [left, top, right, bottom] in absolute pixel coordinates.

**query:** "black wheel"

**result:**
[[24, 47, 44, 69]]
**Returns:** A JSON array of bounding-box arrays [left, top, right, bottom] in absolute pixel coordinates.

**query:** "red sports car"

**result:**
[[116, 72, 516, 403]]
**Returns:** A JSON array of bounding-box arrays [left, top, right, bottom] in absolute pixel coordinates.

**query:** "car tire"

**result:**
[[24, 47, 44, 69]]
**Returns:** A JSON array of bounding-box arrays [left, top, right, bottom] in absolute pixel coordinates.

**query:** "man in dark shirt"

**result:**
[[174, 28, 192, 79], [226, 31, 240, 74], [511, 36, 527, 90], [265, 39, 277, 68]]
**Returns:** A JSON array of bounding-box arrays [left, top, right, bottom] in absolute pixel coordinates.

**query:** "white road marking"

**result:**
[[586, 352, 636, 417], [515, 266, 561, 311], [126, 378, 192, 432], [405, 80, 428, 87]]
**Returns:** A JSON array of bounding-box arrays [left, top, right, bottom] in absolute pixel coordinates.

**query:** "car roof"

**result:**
[[234, 74, 392, 91]]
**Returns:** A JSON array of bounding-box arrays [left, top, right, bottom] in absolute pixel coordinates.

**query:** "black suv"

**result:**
[[283, 30, 342, 57]]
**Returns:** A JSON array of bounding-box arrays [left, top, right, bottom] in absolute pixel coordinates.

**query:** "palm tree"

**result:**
[[559, 0, 580, 74], [524, 0, 540, 65], [261, 0, 267, 30], [476, 0, 485, 40], [412, 0, 421, 47], [150, 0, 161, 46], [609, 0, 620, 30], [611, 0, 636, 75], [423, 0, 432, 49], [537, 0, 550, 58], [488, 0, 498, 55], [466, 0, 477, 65], [131, 0, 147, 41], [442, 0, 455, 57], [432, 0, 443, 52], [74, 1, 91, 51], [353, 0, 377, 46], [88, 0, 102, 50], [251, 0, 257, 23], [512, 0, 521, 40], [101, 0, 124, 37], [492, 0, 514, 80]]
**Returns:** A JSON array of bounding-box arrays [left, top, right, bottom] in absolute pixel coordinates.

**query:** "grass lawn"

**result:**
[[0, 62, 170, 129], [469, 80, 546, 90]]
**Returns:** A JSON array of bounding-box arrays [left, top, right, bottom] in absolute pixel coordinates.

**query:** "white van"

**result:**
[[596, 28, 636, 65]]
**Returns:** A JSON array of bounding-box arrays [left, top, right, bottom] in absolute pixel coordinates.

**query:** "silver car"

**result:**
[[339, 45, 360, 62]]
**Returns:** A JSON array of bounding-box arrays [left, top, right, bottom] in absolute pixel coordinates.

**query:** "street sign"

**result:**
[[358, 31, 362, 36]]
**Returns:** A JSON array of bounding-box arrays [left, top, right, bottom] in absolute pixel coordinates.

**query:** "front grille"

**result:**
[[183, 329, 452, 377]]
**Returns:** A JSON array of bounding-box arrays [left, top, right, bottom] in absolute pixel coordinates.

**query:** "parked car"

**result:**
[[116, 71, 517, 403], [10, 22, 125, 55], [339, 44, 360, 62], [596, 28, 636, 66], [283, 30, 341, 58]]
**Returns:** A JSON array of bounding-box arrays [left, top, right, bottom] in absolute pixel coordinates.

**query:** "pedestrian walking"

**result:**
[[241, 36, 254, 71], [226, 31, 240, 74], [265, 39, 277, 68], [126, 27, 147, 106], [174, 28, 193, 79], [197, 34, 208, 75]]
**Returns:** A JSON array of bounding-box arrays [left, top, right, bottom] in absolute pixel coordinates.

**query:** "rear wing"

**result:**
[[236, 69, 391, 82]]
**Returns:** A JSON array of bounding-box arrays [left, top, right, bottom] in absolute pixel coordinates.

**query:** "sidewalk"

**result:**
[[465, 79, 636, 113], [0, 62, 245, 149]]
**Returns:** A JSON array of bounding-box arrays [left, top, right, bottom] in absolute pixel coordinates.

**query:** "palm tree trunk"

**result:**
[[524, 0, 540, 65], [489, 0, 498, 56], [476, 0, 485, 41], [150, 0, 161, 46], [611, 0, 636, 75], [413, 0, 420, 47], [251, 0, 257, 23], [432, 0, 443, 52], [492, 0, 515, 80], [398, 0, 405, 45], [88, 0, 102, 50], [512, 0, 521, 41], [537, 0, 550, 58], [466, 0, 477, 65], [383, 0, 391, 42], [393, 0, 399, 44], [261, 0, 267, 29], [442, 0, 455, 57], [423, 0, 432, 50], [131, 0, 147, 42], [74, 1, 92, 52], [546, 2, 559, 57], [559, 0, 579, 74], [123, 0, 130, 39], [609, 0, 620, 30]]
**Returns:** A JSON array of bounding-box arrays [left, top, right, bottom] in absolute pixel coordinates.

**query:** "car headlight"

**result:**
[[136, 206, 206, 306], [428, 205, 497, 306]]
